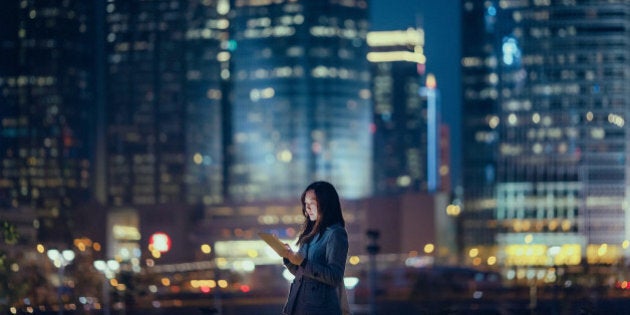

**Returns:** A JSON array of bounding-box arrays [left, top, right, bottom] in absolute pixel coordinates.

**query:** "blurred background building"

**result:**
[[0, 0, 96, 246], [461, 0, 630, 282], [228, 0, 373, 202], [101, 0, 232, 263], [3, 0, 630, 313]]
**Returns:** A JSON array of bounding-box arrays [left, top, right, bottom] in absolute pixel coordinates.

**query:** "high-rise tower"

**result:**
[[460, 0, 502, 263], [461, 1, 630, 277], [367, 28, 436, 195], [0, 0, 95, 243], [103, 0, 230, 262], [104, 0, 229, 207], [228, 0, 372, 202]]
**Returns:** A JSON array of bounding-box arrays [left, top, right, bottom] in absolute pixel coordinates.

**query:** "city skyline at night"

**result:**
[[1, 0, 449, 266], [3, 1, 630, 314]]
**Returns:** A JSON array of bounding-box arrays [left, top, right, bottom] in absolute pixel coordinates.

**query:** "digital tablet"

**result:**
[[257, 232, 287, 256]]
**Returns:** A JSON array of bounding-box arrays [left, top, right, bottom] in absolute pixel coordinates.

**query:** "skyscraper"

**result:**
[[461, 1, 630, 276], [460, 0, 501, 263], [367, 28, 434, 195], [228, 0, 372, 202], [103, 0, 230, 262], [0, 0, 95, 243], [104, 0, 229, 207]]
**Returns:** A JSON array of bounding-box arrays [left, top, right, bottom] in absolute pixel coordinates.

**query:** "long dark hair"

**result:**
[[296, 181, 345, 246]]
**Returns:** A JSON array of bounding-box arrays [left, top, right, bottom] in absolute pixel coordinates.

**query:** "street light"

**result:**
[[47, 249, 75, 315], [93, 259, 121, 315]]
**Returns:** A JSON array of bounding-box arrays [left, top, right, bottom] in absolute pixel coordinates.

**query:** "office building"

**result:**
[[460, 0, 502, 264], [104, 0, 230, 262], [0, 0, 95, 244], [105, 0, 228, 207], [367, 28, 435, 195], [461, 1, 630, 279], [228, 0, 372, 202]]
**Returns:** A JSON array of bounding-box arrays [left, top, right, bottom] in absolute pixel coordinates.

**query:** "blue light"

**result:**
[[592, 84, 600, 93], [227, 40, 237, 51], [502, 37, 521, 66], [487, 6, 496, 17]]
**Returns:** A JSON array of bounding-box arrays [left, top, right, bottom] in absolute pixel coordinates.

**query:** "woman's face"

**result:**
[[304, 190, 318, 221]]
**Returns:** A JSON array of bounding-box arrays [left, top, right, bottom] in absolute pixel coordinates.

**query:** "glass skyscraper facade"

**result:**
[[462, 0, 630, 277], [105, 0, 228, 207], [461, 0, 502, 263], [0, 0, 95, 243], [228, 0, 372, 202], [367, 28, 432, 195]]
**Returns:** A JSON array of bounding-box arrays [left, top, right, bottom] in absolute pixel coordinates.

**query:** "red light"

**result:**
[[240, 285, 250, 293], [369, 123, 376, 134], [201, 286, 211, 293]]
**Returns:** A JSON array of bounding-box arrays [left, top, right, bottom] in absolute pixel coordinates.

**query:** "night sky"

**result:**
[[371, 0, 463, 188]]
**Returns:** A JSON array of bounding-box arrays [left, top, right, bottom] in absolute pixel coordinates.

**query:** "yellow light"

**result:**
[[488, 115, 500, 129], [439, 165, 449, 176], [532, 113, 541, 123], [425, 74, 436, 89], [423, 243, 435, 254], [161, 277, 171, 286], [216, 257, 227, 268], [201, 244, 212, 254], [446, 204, 461, 216], [112, 225, 141, 241], [487, 256, 497, 265], [349, 256, 360, 265], [524, 234, 533, 244], [367, 51, 426, 64], [191, 280, 216, 288], [623, 240, 629, 249], [193, 153, 203, 165], [218, 280, 228, 288], [367, 28, 424, 47], [277, 149, 292, 162], [504, 244, 547, 266], [469, 248, 479, 258], [561, 220, 571, 231], [36, 244, 45, 253], [217, 51, 230, 62]]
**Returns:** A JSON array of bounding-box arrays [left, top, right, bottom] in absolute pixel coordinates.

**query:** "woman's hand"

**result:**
[[282, 244, 304, 266]]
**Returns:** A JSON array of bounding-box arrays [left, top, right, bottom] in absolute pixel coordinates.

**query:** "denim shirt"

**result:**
[[282, 223, 348, 315]]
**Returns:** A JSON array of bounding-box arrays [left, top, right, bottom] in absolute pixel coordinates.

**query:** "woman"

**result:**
[[281, 181, 350, 315]]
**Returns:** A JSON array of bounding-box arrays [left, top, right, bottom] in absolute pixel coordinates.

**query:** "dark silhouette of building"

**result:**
[[0, 0, 96, 245]]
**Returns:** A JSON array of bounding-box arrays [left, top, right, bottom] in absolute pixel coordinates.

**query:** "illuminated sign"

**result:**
[[149, 232, 172, 253]]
